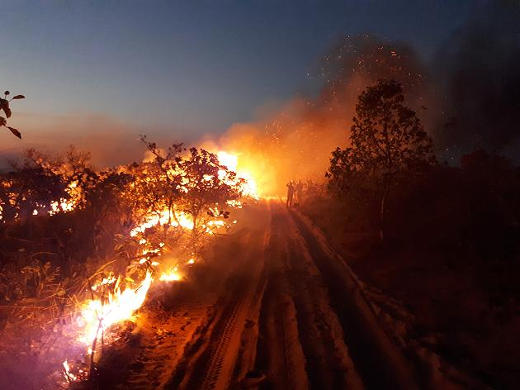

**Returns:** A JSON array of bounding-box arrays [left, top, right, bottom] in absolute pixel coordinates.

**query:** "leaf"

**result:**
[[7, 126, 22, 139], [12, 95, 25, 100], [0, 98, 11, 118]]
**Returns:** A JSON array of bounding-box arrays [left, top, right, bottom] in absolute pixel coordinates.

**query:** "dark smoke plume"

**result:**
[[433, 1, 520, 161]]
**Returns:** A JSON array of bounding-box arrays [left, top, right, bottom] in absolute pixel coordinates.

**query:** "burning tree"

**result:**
[[0, 136, 252, 387], [0, 152, 68, 223], [327, 79, 435, 240], [141, 137, 244, 248], [177, 147, 243, 235]]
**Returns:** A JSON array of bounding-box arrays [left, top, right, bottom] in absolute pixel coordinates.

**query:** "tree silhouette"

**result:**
[[0, 91, 25, 139], [327, 79, 435, 240]]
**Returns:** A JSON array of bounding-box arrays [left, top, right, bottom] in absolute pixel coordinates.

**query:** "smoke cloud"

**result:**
[[208, 34, 430, 196], [211, 1, 520, 196], [0, 113, 193, 170], [433, 1, 520, 160]]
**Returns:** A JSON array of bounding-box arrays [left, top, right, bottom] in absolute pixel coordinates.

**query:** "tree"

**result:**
[[0, 90, 25, 138], [139, 137, 244, 252], [140, 136, 185, 226], [177, 147, 243, 238], [327, 79, 435, 240], [0, 156, 67, 223]]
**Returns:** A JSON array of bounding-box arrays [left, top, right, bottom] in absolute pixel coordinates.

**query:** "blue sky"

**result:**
[[0, 0, 474, 164]]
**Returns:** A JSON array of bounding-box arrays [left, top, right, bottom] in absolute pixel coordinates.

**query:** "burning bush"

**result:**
[[0, 139, 254, 388]]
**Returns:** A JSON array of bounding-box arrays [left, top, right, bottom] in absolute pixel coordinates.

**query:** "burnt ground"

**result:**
[[92, 201, 477, 390]]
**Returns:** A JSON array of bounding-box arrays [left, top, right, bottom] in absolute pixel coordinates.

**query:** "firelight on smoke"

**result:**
[[217, 151, 259, 199]]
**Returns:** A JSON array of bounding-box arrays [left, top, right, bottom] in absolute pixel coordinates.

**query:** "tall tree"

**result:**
[[327, 79, 435, 240]]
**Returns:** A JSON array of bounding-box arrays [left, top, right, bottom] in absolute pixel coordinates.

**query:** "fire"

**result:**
[[77, 271, 153, 345], [130, 209, 194, 237], [217, 151, 238, 171], [74, 151, 250, 345], [217, 151, 259, 198], [50, 181, 82, 215], [159, 266, 183, 282], [62, 360, 78, 382], [60, 147, 257, 383]]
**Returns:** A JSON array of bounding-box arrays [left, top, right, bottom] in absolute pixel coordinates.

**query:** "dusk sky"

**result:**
[[1, 0, 474, 165]]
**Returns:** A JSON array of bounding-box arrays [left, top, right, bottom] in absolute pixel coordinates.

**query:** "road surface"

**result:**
[[96, 201, 420, 390]]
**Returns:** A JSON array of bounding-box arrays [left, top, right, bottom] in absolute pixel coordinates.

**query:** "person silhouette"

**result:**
[[295, 181, 303, 207], [286, 181, 294, 207]]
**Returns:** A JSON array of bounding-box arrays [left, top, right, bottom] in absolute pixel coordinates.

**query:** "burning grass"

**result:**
[[0, 140, 259, 388]]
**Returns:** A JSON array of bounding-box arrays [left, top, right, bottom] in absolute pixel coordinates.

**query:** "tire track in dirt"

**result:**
[[289, 208, 420, 390], [167, 209, 270, 390], [254, 209, 309, 390], [257, 203, 363, 390]]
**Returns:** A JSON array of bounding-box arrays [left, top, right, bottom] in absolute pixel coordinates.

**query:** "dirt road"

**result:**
[[96, 201, 420, 389]]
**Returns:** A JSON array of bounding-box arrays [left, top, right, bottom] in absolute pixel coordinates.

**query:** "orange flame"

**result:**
[[159, 266, 183, 282], [63, 150, 257, 382], [77, 271, 153, 345], [217, 151, 259, 198]]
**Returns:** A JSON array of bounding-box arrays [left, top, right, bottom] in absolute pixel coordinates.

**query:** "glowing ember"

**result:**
[[62, 360, 77, 382], [130, 209, 194, 237], [159, 266, 183, 282]]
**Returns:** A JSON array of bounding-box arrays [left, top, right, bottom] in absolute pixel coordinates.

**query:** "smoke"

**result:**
[[433, 1, 520, 161], [0, 113, 185, 169], [6, 3, 517, 186], [212, 1, 520, 196], [210, 34, 430, 196]]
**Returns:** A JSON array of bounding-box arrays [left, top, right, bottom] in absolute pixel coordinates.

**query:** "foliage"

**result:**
[[0, 139, 246, 387], [141, 136, 244, 240], [303, 149, 520, 387], [327, 79, 435, 239], [0, 155, 67, 223], [0, 90, 25, 138]]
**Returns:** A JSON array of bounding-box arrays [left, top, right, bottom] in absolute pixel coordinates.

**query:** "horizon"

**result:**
[[0, 0, 475, 167]]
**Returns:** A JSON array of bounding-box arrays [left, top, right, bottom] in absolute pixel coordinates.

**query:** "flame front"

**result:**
[[77, 271, 153, 345], [130, 209, 194, 237], [73, 151, 251, 347], [217, 151, 259, 199], [61, 149, 258, 383]]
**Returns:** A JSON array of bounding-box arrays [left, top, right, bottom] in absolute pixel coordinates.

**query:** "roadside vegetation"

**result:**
[[0, 132, 248, 388], [301, 80, 520, 389]]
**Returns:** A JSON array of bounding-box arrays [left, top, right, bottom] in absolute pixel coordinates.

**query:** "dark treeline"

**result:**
[[297, 6, 520, 384], [300, 75, 520, 388]]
